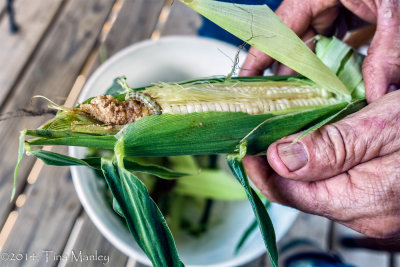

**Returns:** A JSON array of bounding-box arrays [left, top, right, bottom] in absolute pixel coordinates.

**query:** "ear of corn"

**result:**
[[179, 0, 351, 102], [26, 67, 364, 155], [118, 101, 347, 157], [14, 2, 367, 266]]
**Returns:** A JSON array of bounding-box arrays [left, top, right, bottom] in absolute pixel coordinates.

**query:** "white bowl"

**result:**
[[70, 36, 298, 267]]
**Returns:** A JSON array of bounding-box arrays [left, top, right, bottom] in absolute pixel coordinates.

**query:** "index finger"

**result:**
[[241, 0, 343, 76], [240, 0, 314, 76]]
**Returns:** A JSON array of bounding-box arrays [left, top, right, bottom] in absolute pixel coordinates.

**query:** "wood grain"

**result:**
[[0, 0, 116, 243], [0, 0, 65, 107], [0, 1, 8, 21], [61, 214, 128, 267], [161, 0, 201, 36], [0, 149, 82, 267], [89, 0, 166, 75]]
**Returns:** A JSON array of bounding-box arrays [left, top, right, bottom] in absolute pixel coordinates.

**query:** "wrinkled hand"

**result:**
[[240, 0, 400, 238], [240, 0, 400, 102], [244, 91, 400, 238]]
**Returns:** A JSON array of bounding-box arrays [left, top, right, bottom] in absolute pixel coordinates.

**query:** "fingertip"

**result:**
[[266, 138, 306, 177], [362, 14, 400, 102], [239, 68, 263, 77], [240, 47, 273, 77], [364, 72, 395, 103], [267, 133, 329, 181]]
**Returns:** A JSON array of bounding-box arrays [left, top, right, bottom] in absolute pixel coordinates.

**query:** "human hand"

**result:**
[[240, 0, 400, 103], [244, 90, 400, 238]]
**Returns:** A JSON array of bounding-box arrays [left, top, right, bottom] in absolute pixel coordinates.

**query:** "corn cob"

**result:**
[[26, 74, 363, 159], [78, 78, 338, 125]]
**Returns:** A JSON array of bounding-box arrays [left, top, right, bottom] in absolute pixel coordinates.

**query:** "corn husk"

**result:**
[[14, 2, 367, 266]]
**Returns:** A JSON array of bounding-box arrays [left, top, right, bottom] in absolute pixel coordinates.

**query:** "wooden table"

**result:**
[[0, 0, 394, 266]]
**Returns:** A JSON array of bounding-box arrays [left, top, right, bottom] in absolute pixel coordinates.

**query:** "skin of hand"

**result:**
[[240, 0, 400, 238], [244, 90, 400, 238]]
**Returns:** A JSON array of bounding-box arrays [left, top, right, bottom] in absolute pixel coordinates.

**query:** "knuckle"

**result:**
[[315, 122, 357, 172]]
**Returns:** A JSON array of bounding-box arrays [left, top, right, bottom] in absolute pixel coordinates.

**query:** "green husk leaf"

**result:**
[[315, 36, 365, 97], [27, 131, 117, 149], [166, 194, 185, 236], [168, 155, 246, 200], [12, 130, 26, 200], [123, 160, 190, 179], [174, 169, 247, 200], [315, 36, 352, 74], [295, 98, 367, 141], [112, 197, 124, 217], [168, 156, 199, 173], [227, 143, 278, 267], [180, 0, 350, 101], [120, 103, 347, 157], [27, 149, 93, 167], [25, 149, 189, 179], [101, 158, 183, 267]]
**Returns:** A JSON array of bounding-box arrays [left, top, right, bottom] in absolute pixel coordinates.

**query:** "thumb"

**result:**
[[363, 2, 400, 102], [266, 90, 400, 181]]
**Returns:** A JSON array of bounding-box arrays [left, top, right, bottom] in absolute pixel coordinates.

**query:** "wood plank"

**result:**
[[0, 1, 8, 20], [330, 223, 388, 267], [0, 0, 65, 107], [89, 0, 165, 74], [0, 0, 116, 250], [161, 0, 201, 36], [0, 149, 82, 267], [60, 213, 128, 267]]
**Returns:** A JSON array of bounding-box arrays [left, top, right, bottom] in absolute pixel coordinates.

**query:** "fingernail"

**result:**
[[277, 143, 308, 172]]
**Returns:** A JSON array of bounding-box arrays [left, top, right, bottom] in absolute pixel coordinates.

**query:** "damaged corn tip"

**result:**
[[144, 81, 339, 115], [79, 80, 340, 125], [79, 95, 154, 125], [125, 91, 162, 115]]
